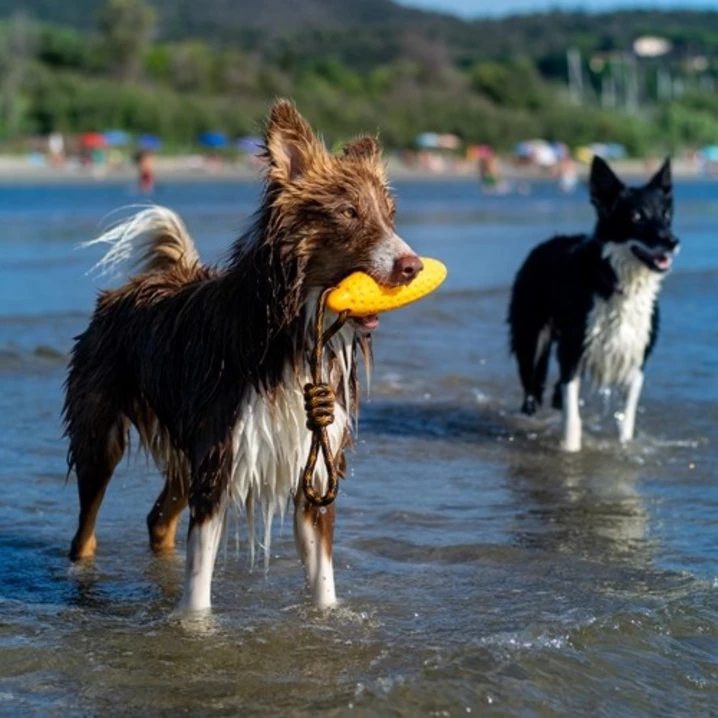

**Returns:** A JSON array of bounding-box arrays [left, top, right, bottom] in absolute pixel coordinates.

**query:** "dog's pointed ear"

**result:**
[[265, 99, 324, 184], [590, 156, 624, 216], [341, 136, 381, 162], [648, 157, 672, 199]]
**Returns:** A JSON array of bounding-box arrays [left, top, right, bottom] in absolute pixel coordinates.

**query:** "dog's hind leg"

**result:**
[[69, 417, 127, 561], [294, 495, 337, 609], [528, 326, 552, 413], [147, 476, 189, 553]]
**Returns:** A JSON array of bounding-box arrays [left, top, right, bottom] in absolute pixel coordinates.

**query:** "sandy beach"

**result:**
[[0, 154, 707, 184]]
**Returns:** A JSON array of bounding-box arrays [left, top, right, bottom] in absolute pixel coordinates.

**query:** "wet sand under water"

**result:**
[[0, 179, 717, 715]]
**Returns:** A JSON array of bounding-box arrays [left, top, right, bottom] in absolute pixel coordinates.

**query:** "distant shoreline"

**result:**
[[0, 155, 708, 185]]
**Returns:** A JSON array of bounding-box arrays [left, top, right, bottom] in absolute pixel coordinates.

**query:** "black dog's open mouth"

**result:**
[[630, 243, 674, 273]]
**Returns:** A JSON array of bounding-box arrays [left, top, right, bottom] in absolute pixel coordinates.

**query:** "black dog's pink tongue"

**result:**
[[655, 254, 672, 270]]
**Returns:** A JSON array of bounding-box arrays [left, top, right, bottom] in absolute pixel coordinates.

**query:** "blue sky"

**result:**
[[400, 0, 717, 17]]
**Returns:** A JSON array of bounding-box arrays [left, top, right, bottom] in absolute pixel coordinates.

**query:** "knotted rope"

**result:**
[[301, 288, 349, 506]]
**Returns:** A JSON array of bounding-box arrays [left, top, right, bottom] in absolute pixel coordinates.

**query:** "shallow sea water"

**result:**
[[0, 177, 717, 716]]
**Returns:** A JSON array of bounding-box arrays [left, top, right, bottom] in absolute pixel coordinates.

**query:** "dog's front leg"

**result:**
[[294, 495, 337, 609], [561, 376, 582, 452], [180, 507, 226, 612], [619, 369, 644, 443], [180, 450, 232, 612]]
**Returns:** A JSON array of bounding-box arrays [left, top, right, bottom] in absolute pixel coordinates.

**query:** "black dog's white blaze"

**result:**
[[583, 242, 661, 389]]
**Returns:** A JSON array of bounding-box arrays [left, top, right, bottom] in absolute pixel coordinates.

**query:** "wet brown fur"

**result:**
[[63, 100, 397, 561]]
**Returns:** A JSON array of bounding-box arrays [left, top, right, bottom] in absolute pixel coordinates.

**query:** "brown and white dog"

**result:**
[[63, 100, 423, 612]]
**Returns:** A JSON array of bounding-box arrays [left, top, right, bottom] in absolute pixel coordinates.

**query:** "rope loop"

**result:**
[[301, 288, 349, 507]]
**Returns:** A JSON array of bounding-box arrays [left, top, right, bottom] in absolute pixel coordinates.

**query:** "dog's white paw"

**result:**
[[560, 438, 582, 453]]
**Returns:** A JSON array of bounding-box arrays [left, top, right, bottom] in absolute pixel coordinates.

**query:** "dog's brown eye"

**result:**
[[342, 207, 358, 220]]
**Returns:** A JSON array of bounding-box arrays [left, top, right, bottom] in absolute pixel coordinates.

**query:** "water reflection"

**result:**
[[505, 448, 652, 567]]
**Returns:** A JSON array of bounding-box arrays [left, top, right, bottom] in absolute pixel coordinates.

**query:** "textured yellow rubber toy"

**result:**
[[326, 257, 447, 317]]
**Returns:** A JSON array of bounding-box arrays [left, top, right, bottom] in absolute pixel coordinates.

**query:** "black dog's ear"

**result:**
[[590, 156, 624, 217], [648, 157, 672, 200]]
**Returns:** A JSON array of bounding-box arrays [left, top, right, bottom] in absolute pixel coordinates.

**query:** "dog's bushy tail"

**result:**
[[82, 206, 200, 277]]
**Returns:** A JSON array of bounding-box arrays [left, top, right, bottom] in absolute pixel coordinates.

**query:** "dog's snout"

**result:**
[[392, 255, 424, 285], [370, 232, 421, 286], [658, 230, 680, 251]]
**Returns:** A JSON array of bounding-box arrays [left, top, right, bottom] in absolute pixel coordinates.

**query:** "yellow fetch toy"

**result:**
[[326, 257, 447, 317]]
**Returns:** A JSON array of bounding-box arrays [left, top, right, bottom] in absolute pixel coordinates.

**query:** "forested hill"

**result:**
[[0, 0, 450, 39], [1, 0, 717, 67]]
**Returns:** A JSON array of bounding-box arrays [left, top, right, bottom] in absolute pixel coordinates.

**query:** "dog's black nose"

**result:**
[[391, 255, 424, 285], [663, 233, 680, 251]]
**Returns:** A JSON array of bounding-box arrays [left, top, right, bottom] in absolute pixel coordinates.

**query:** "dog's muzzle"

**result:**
[[630, 234, 679, 273]]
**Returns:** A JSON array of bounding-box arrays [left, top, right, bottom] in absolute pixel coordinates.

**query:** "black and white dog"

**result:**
[[508, 156, 679, 451]]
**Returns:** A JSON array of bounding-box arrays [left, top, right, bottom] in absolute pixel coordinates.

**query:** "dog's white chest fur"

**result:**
[[582, 243, 662, 388], [228, 315, 355, 559]]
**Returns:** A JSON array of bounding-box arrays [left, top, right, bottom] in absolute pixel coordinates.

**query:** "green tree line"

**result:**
[[1, 0, 718, 154]]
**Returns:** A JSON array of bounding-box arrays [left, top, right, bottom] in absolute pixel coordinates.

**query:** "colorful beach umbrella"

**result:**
[[103, 130, 131, 147], [699, 145, 718, 162], [514, 141, 533, 158], [80, 132, 107, 149], [415, 132, 460, 150], [137, 134, 162, 150], [199, 131, 228, 149]]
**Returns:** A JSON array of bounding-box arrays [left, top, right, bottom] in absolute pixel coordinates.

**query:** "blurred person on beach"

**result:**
[[47, 133, 64, 168], [476, 145, 511, 194], [135, 150, 155, 193], [558, 156, 577, 193], [477, 146, 498, 188]]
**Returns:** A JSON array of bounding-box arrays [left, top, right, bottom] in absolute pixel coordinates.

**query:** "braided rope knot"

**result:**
[[304, 382, 335, 431]]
